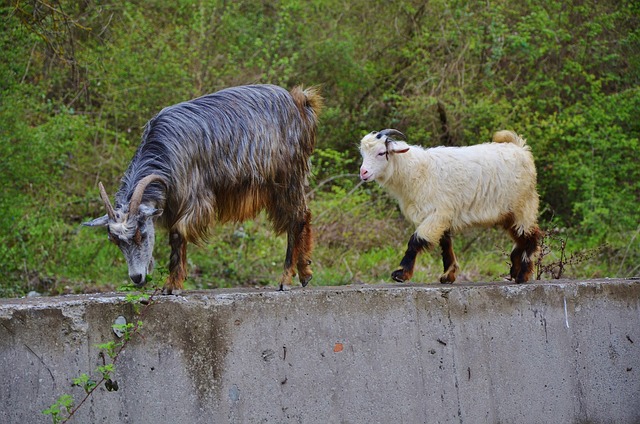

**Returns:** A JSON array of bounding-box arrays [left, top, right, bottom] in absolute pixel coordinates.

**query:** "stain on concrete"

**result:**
[[170, 303, 231, 405]]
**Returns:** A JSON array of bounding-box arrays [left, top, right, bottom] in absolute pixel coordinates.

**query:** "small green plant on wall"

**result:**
[[42, 282, 159, 423]]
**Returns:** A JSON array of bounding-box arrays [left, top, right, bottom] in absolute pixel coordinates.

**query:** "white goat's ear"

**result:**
[[391, 146, 410, 154], [83, 215, 109, 227]]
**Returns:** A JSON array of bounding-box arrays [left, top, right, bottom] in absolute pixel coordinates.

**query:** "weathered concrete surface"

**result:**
[[1, 279, 639, 424]]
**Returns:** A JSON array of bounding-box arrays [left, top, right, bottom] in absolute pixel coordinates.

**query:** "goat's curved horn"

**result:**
[[377, 129, 406, 140], [129, 174, 166, 216], [98, 182, 116, 220]]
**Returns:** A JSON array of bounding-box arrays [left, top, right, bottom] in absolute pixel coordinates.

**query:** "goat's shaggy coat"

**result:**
[[85, 84, 322, 292], [359, 129, 540, 284]]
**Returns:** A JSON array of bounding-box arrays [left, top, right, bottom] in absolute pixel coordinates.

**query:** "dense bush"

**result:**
[[1, 0, 638, 296]]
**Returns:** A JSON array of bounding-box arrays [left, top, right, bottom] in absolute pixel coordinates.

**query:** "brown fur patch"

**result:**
[[216, 187, 268, 224], [290, 86, 324, 120], [499, 212, 516, 231]]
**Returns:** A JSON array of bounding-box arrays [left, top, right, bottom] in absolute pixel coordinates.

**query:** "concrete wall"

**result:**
[[1, 279, 639, 424]]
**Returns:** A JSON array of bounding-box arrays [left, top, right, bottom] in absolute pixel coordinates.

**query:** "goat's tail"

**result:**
[[291, 85, 323, 122], [493, 130, 528, 148]]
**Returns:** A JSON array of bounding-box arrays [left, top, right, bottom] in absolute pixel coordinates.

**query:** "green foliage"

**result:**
[[95, 341, 119, 360], [42, 287, 158, 422], [533, 88, 640, 239], [72, 374, 97, 394], [42, 394, 74, 424], [1, 0, 639, 296], [311, 147, 358, 186]]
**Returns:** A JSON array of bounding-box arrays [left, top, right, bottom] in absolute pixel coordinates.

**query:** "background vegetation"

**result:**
[[1, 0, 638, 297]]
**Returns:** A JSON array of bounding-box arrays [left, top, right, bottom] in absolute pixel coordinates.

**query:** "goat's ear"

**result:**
[[391, 146, 410, 154], [138, 204, 163, 219], [83, 215, 109, 227]]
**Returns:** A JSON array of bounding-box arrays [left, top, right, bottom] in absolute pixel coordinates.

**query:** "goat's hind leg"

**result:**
[[509, 245, 524, 281], [295, 209, 314, 287], [439, 231, 460, 284], [279, 234, 296, 291], [278, 210, 313, 290], [508, 226, 541, 283]]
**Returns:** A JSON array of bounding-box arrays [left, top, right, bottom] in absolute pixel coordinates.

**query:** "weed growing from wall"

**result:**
[[535, 228, 608, 280], [42, 282, 160, 423]]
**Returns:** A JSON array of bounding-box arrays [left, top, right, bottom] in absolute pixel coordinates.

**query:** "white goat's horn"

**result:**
[[98, 182, 116, 220], [129, 174, 166, 216], [377, 129, 406, 140]]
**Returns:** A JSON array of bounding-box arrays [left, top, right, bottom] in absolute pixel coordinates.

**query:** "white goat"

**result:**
[[359, 129, 540, 284]]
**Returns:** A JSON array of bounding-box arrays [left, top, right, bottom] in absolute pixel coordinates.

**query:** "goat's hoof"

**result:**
[[515, 270, 532, 284], [300, 274, 313, 288], [438, 272, 456, 284], [162, 279, 184, 295], [391, 269, 408, 282], [439, 275, 455, 284]]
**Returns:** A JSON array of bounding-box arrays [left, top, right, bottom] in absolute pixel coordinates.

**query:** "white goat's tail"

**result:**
[[493, 130, 528, 148]]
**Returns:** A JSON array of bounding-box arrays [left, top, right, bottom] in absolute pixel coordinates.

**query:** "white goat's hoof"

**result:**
[[391, 269, 409, 282], [300, 274, 313, 287]]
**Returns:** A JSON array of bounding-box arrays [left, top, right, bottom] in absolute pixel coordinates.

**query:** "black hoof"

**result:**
[[300, 275, 313, 288], [391, 269, 407, 282]]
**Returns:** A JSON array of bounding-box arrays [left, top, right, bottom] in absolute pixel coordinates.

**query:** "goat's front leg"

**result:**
[[165, 231, 187, 294], [438, 231, 459, 284], [392, 234, 431, 282]]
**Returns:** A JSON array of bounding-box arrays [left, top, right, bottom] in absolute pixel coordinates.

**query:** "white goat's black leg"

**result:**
[[439, 231, 459, 284], [508, 226, 542, 283], [392, 234, 430, 282]]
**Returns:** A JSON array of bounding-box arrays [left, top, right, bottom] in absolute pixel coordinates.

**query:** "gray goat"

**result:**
[[84, 84, 322, 292]]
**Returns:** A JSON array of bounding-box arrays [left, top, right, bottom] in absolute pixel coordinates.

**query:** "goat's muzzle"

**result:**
[[130, 273, 145, 286]]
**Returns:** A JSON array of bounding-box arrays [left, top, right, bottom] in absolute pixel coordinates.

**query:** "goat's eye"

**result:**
[[377, 151, 387, 157]]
